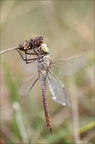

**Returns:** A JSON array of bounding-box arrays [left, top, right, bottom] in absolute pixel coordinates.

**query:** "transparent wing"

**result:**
[[48, 73, 71, 106], [19, 74, 38, 96], [21, 60, 37, 72], [51, 55, 87, 76]]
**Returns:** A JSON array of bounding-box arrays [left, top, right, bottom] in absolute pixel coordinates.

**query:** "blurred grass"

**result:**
[[0, 0, 94, 144]]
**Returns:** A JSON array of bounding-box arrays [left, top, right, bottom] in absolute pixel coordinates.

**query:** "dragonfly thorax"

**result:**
[[38, 55, 51, 74], [42, 55, 51, 67], [38, 62, 47, 74]]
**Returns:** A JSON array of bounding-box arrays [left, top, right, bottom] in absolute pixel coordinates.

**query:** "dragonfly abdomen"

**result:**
[[42, 87, 52, 133]]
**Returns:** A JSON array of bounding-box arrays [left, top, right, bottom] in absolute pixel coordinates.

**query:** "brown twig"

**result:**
[[0, 47, 18, 54]]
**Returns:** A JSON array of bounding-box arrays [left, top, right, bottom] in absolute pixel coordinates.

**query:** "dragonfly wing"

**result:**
[[19, 74, 38, 96], [21, 60, 37, 72], [48, 73, 71, 106], [51, 55, 87, 76]]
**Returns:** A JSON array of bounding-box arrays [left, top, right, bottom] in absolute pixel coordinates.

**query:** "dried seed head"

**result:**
[[19, 40, 29, 51], [29, 35, 44, 48], [19, 35, 44, 51]]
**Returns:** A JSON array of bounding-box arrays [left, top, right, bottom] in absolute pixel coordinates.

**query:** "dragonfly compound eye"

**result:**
[[41, 44, 49, 54]]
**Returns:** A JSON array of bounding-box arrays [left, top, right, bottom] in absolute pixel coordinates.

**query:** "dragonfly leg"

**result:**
[[25, 52, 37, 64], [33, 49, 40, 55], [25, 58, 37, 64], [16, 49, 26, 61], [16, 49, 37, 63], [25, 51, 37, 55]]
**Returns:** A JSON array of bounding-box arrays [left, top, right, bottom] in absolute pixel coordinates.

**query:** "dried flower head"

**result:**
[[19, 35, 44, 51]]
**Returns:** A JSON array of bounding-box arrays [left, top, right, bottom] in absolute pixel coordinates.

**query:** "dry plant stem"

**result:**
[[68, 78, 82, 144], [0, 47, 18, 54]]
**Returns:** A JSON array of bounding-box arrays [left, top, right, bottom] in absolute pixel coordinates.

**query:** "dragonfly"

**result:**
[[0, 35, 44, 63], [19, 43, 87, 133]]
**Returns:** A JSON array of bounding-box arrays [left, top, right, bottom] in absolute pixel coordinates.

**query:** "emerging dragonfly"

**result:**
[[19, 43, 86, 133]]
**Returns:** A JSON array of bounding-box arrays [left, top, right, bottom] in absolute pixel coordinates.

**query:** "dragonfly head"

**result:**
[[40, 44, 49, 54]]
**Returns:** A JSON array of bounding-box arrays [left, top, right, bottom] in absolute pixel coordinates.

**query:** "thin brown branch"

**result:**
[[0, 47, 18, 54]]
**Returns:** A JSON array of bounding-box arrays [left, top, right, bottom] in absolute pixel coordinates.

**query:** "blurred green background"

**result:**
[[0, 1, 94, 144]]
